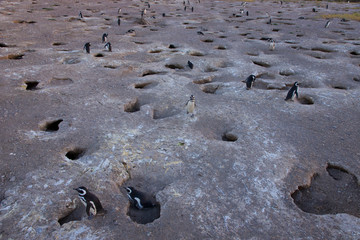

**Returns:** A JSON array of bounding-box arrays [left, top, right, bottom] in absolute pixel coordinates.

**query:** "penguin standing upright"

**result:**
[[125, 187, 156, 209], [102, 33, 108, 43], [285, 82, 299, 101], [83, 42, 91, 53], [117, 16, 121, 26], [186, 95, 196, 117], [269, 39, 275, 51], [324, 20, 331, 28], [74, 186, 106, 219], [79, 11, 83, 19], [245, 74, 256, 89], [104, 42, 112, 52]]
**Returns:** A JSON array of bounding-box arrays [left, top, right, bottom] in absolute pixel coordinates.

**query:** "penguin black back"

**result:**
[[83, 42, 91, 53], [245, 74, 256, 89], [125, 186, 156, 209], [102, 33, 108, 43], [285, 82, 299, 101], [188, 60, 194, 69], [74, 186, 105, 218]]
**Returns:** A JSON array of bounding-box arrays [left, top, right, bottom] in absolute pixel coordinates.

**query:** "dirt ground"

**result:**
[[0, 0, 359, 239]]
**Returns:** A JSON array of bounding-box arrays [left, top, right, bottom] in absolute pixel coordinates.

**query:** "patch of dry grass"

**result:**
[[321, 12, 360, 21]]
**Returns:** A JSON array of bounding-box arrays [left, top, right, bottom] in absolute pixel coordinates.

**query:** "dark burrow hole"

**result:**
[[58, 205, 84, 226], [252, 60, 271, 68], [124, 98, 141, 113], [40, 119, 63, 131], [201, 39, 214, 43], [134, 82, 155, 89], [222, 132, 238, 142], [168, 44, 177, 49], [8, 53, 24, 59], [349, 51, 360, 56], [65, 148, 85, 160], [291, 163, 360, 218], [332, 85, 348, 90], [24, 81, 39, 90], [298, 96, 314, 105], [141, 70, 166, 77], [127, 203, 161, 224], [94, 53, 104, 57], [200, 84, 220, 94], [165, 64, 184, 70]]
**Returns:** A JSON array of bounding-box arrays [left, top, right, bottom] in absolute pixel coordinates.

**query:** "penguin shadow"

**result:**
[[291, 164, 360, 218]]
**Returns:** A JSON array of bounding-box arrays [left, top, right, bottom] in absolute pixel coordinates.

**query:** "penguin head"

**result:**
[[74, 186, 88, 195], [124, 187, 134, 194], [294, 82, 298, 87], [190, 95, 195, 101], [250, 75, 256, 81]]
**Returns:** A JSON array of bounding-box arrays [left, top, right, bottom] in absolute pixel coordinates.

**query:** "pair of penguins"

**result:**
[[74, 186, 156, 219], [245, 75, 299, 101], [83, 33, 111, 54]]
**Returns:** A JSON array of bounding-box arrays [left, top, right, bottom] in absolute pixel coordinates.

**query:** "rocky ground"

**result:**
[[0, 0, 360, 239]]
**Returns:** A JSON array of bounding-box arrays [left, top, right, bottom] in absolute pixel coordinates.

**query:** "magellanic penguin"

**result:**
[[83, 42, 91, 53], [79, 11, 83, 19], [188, 60, 194, 69], [125, 187, 156, 209], [285, 82, 299, 101], [269, 39, 275, 51], [102, 33, 108, 43], [186, 95, 196, 117], [118, 16, 121, 26], [245, 74, 256, 89], [104, 42, 112, 52], [74, 186, 106, 219], [324, 20, 331, 28]]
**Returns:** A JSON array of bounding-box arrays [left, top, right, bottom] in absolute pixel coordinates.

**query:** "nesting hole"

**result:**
[[134, 82, 155, 89], [332, 85, 348, 90], [141, 70, 166, 77], [193, 76, 213, 84], [204, 66, 218, 72], [216, 45, 227, 50], [58, 205, 84, 226], [349, 50, 360, 56], [52, 42, 67, 46], [24, 81, 39, 90], [127, 202, 161, 224], [165, 64, 184, 69], [65, 148, 85, 160], [222, 132, 238, 142], [39, 119, 63, 132], [94, 53, 104, 57], [252, 60, 271, 68], [104, 65, 119, 69], [8, 53, 24, 59], [311, 47, 336, 53], [148, 49, 162, 53], [124, 98, 141, 113], [298, 96, 314, 105], [201, 39, 214, 43], [200, 84, 220, 94], [291, 164, 360, 218], [189, 51, 205, 57]]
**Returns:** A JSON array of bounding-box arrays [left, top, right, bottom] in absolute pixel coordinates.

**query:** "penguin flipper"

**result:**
[[86, 202, 91, 216], [295, 90, 299, 98]]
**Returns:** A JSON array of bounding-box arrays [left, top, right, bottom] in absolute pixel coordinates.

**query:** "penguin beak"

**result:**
[[73, 188, 78, 191]]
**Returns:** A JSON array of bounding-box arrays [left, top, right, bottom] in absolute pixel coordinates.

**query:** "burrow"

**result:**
[[58, 204, 84, 226], [165, 63, 184, 70], [24, 81, 39, 90], [291, 163, 360, 218], [124, 186, 161, 224], [124, 97, 148, 113], [39, 119, 63, 132], [297, 95, 314, 105], [141, 70, 167, 77], [193, 76, 213, 84], [133, 81, 157, 89], [200, 83, 221, 94], [65, 147, 86, 160], [222, 132, 238, 142]]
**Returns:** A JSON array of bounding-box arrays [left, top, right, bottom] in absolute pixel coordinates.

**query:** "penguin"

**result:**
[[183, 1, 186, 6], [102, 33, 108, 43], [147, 2, 150, 8], [312, 8, 318, 13], [324, 20, 331, 28], [162, 13, 166, 17], [117, 16, 121, 26], [326, 4, 328, 9], [188, 60, 194, 69], [285, 82, 299, 101], [184, 6, 187, 11], [191, 6, 194, 12], [74, 186, 106, 219], [118, 8, 122, 14], [83, 42, 91, 53], [197, 31, 204, 35], [104, 42, 112, 52], [267, 18, 272, 24], [186, 95, 196, 116], [125, 187, 156, 209], [246, 11, 249, 16], [269, 39, 275, 51], [245, 74, 256, 89], [79, 11, 83, 19]]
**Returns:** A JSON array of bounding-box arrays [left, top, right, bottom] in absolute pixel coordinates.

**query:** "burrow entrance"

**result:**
[[58, 205, 84, 226], [65, 148, 85, 160], [39, 119, 63, 132], [291, 163, 360, 218], [24, 81, 39, 90]]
